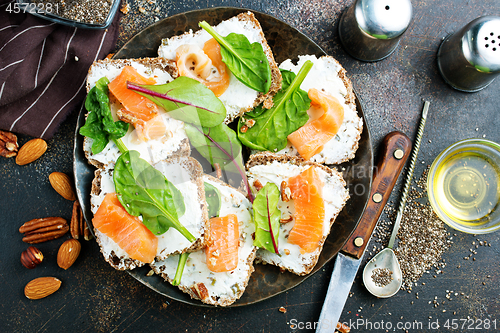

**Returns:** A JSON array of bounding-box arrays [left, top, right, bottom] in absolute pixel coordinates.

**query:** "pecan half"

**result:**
[[71, 201, 81, 239], [19, 217, 68, 244], [280, 181, 291, 202], [83, 221, 92, 241], [253, 179, 263, 192], [22, 226, 69, 244], [71, 201, 92, 241], [190, 282, 209, 301], [0, 130, 18, 158]]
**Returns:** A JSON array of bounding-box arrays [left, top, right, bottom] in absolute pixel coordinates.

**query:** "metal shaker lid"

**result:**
[[462, 16, 500, 72], [355, 0, 413, 39]]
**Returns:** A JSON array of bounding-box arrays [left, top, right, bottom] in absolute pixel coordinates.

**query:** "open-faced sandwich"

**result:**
[[79, 11, 361, 306], [237, 55, 362, 165], [158, 11, 282, 124], [151, 175, 256, 306], [246, 152, 349, 275]]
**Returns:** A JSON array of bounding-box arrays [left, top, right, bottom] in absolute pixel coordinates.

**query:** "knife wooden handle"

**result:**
[[341, 131, 411, 259]]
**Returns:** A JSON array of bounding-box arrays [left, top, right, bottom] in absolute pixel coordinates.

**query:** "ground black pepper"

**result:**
[[32, 0, 114, 25]]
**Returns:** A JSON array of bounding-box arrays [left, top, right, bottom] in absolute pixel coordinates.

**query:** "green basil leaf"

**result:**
[[204, 182, 221, 218], [127, 76, 226, 128], [185, 123, 253, 202], [253, 182, 280, 253], [113, 150, 195, 241], [237, 61, 313, 152], [79, 77, 129, 154], [199, 21, 272, 93]]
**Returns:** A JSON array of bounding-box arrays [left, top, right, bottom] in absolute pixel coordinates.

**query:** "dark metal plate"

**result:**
[[73, 7, 373, 307]]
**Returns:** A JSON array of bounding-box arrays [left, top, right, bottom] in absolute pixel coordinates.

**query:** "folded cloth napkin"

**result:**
[[0, 0, 120, 139]]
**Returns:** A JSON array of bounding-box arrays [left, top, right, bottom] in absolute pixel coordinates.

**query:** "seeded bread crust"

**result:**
[[151, 175, 256, 306], [158, 11, 282, 124], [246, 152, 349, 276], [313, 55, 361, 164], [236, 12, 282, 116], [151, 248, 257, 307], [85, 57, 178, 93], [90, 168, 146, 270], [90, 157, 209, 270]]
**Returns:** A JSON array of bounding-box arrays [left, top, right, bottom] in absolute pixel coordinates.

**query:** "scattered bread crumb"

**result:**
[[120, 2, 130, 15]]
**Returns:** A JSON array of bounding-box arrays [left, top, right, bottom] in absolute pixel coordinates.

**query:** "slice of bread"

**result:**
[[83, 57, 190, 169], [90, 157, 209, 270], [158, 11, 282, 124], [276, 55, 363, 164], [150, 174, 256, 306], [246, 152, 349, 275]]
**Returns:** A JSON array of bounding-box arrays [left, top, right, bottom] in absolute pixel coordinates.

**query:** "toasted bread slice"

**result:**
[[276, 55, 363, 164], [158, 11, 282, 124], [150, 175, 256, 306], [83, 57, 190, 169], [246, 152, 349, 275], [90, 157, 209, 270]]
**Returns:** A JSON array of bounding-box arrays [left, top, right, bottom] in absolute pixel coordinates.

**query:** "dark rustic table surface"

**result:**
[[1, 1, 499, 332]]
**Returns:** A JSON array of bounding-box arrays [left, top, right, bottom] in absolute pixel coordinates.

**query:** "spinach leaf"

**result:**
[[253, 182, 280, 253], [127, 76, 226, 128], [113, 150, 195, 241], [199, 21, 272, 93], [185, 123, 254, 202], [79, 77, 129, 154], [204, 182, 221, 218], [237, 60, 313, 151]]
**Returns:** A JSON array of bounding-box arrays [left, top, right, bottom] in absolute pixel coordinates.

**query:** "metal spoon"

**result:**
[[362, 101, 430, 298]]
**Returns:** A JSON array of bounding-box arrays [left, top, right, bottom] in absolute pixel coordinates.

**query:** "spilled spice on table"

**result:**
[[370, 168, 453, 290]]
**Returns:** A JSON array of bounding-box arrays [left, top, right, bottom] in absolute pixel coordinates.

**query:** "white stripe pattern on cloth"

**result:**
[[35, 38, 46, 87], [0, 82, 5, 103], [0, 25, 19, 32], [0, 22, 56, 53], [40, 29, 108, 137], [9, 27, 77, 131], [0, 58, 24, 72]]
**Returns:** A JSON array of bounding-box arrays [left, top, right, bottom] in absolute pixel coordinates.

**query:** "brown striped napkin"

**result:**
[[0, 0, 120, 139]]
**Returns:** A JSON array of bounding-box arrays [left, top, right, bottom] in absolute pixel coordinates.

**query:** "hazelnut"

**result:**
[[21, 246, 44, 269]]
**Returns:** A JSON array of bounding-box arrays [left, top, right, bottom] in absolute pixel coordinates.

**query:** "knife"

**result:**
[[316, 131, 411, 333]]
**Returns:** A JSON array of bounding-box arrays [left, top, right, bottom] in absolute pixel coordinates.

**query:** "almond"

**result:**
[[49, 172, 76, 201], [24, 277, 61, 299], [57, 239, 81, 270], [16, 138, 47, 165]]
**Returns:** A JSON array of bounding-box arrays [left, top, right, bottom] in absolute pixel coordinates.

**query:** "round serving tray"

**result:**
[[74, 7, 373, 307]]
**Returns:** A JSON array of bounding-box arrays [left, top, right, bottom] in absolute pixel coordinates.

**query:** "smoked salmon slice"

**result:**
[[93, 192, 158, 263], [176, 38, 230, 97], [134, 114, 167, 142], [287, 88, 344, 160], [108, 66, 159, 125], [206, 214, 239, 272], [287, 167, 325, 253]]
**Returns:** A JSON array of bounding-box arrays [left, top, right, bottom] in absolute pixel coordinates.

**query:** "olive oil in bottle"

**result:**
[[432, 151, 500, 225]]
